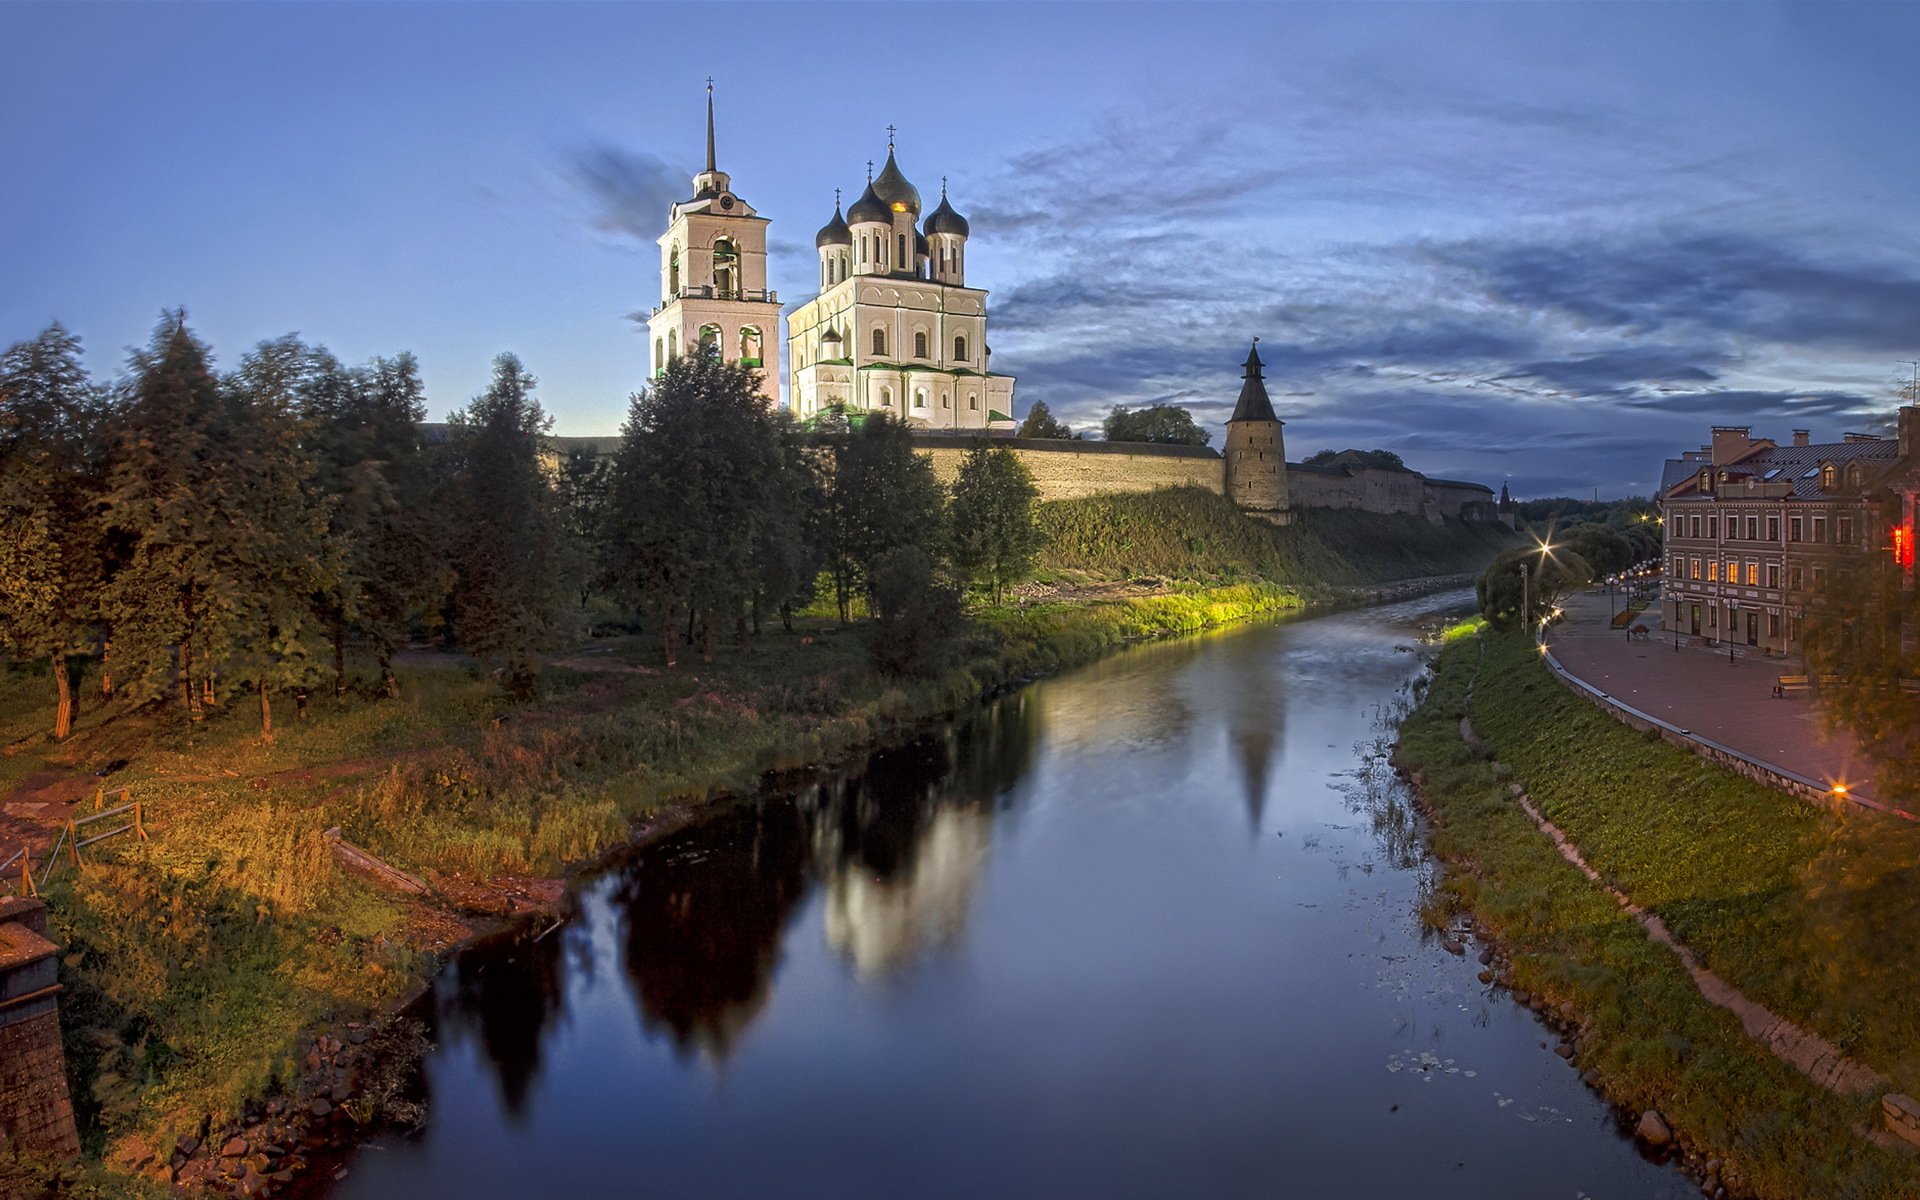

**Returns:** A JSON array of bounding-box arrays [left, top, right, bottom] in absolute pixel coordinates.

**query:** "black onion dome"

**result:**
[[815, 204, 851, 248], [871, 150, 921, 216], [821, 326, 842, 342], [924, 193, 969, 237], [914, 230, 928, 257], [846, 181, 891, 225]]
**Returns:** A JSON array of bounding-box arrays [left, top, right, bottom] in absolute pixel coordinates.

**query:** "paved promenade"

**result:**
[[1542, 588, 1877, 804]]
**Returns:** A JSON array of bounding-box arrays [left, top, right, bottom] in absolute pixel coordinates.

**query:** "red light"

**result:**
[[1896, 526, 1915, 569]]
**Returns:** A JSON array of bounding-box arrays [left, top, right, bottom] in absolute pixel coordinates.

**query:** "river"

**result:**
[[324, 592, 1693, 1199]]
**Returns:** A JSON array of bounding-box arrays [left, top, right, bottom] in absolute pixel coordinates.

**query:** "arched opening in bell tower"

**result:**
[[712, 238, 739, 299]]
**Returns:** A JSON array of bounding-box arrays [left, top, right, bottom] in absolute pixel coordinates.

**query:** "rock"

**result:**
[[222, 1137, 249, 1158], [1477, 969, 1494, 984], [1702, 1175, 1720, 1196], [310, 1098, 333, 1118], [1553, 1042, 1573, 1059], [265, 1097, 285, 1117], [1477, 948, 1494, 965], [177, 1134, 202, 1158], [1441, 936, 1466, 955], [1883, 1093, 1920, 1149], [1636, 1110, 1673, 1147]]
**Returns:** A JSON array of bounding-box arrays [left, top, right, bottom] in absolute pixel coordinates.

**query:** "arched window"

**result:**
[[914, 331, 929, 358], [668, 329, 678, 360], [872, 328, 887, 356], [898, 234, 907, 265], [1847, 463, 1863, 490], [1821, 463, 1837, 491], [913, 389, 926, 409], [668, 246, 681, 296], [739, 327, 762, 367], [941, 392, 951, 409], [698, 324, 721, 356], [967, 393, 978, 411], [712, 238, 738, 299], [654, 337, 664, 374], [953, 335, 967, 362], [880, 387, 893, 408]]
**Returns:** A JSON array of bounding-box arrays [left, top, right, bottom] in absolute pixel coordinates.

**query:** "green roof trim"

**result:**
[[987, 410, 1015, 423]]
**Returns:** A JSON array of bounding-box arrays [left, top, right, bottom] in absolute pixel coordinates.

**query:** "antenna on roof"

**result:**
[[1902, 360, 1920, 402]]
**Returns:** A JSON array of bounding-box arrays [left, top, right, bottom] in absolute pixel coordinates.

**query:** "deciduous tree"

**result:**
[[1103, 403, 1210, 446], [827, 412, 947, 622], [949, 442, 1041, 605], [1017, 399, 1072, 440]]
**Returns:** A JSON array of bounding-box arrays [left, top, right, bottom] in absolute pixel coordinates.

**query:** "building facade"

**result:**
[[786, 141, 1015, 431], [646, 88, 782, 405], [1659, 411, 1920, 654]]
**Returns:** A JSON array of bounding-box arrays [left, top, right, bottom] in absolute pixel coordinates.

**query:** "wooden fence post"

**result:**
[[20, 851, 33, 898], [65, 820, 80, 868], [94, 784, 104, 812], [134, 801, 148, 842]]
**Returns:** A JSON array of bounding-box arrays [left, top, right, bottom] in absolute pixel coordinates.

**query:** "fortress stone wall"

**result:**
[[913, 436, 1225, 500], [0, 897, 79, 1159]]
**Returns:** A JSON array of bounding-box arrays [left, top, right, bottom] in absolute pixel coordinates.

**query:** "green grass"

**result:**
[[1395, 629, 1920, 1198], [1037, 487, 1521, 587]]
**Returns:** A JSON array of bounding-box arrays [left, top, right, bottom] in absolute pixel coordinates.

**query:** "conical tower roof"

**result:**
[[1228, 342, 1279, 423], [872, 147, 921, 216]]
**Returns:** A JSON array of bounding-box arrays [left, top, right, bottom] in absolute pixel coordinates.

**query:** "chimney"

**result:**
[[1902, 406, 1920, 459], [1792, 429, 1810, 447], [1843, 432, 1881, 444], [1710, 425, 1753, 465]]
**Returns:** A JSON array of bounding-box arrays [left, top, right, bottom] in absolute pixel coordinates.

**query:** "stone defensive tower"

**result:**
[[1223, 341, 1289, 522]]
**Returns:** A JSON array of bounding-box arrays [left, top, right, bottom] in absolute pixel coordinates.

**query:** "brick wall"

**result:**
[[0, 898, 79, 1159]]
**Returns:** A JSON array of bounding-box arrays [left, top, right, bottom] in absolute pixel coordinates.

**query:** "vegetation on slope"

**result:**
[[1395, 629, 1920, 1199], [1037, 486, 1520, 587]]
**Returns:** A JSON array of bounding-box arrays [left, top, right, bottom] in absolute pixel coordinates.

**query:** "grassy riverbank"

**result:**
[[1395, 628, 1920, 1199], [7, 580, 1314, 1188]]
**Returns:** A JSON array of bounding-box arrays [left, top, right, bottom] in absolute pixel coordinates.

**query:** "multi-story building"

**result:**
[[1659, 408, 1919, 654], [785, 137, 1016, 431]]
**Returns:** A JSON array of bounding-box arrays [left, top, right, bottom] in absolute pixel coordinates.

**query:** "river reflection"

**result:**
[[329, 595, 1695, 1200]]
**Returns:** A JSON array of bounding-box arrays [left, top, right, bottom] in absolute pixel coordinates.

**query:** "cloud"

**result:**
[[567, 143, 684, 244]]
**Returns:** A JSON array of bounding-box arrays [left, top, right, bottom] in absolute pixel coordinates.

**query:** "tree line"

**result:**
[[0, 314, 1044, 741]]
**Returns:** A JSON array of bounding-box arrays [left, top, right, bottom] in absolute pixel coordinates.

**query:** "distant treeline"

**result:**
[[0, 314, 1045, 740]]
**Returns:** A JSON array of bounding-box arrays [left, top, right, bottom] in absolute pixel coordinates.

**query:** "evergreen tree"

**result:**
[[224, 337, 339, 740], [606, 353, 788, 665], [949, 442, 1042, 605], [0, 324, 104, 739], [1017, 399, 1072, 440], [827, 412, 947, 622], [1103, 403, 1211, 446], [442, 354, 576, 694], [100, 312, 250, 719], [558, 445, 613, 619], [354, 355, 442, 698]]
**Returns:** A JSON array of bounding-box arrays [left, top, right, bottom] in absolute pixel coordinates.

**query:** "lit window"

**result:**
[[1708, 561, 1719, 582], [1746, 563, 1758, 586]]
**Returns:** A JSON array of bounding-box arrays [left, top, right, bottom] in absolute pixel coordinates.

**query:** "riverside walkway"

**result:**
[[1541, 588, 1881, 808]]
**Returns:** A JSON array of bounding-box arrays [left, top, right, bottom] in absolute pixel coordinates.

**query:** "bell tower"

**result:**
[[1224, 340, 1289, 522], [645, 82, 783, 405]]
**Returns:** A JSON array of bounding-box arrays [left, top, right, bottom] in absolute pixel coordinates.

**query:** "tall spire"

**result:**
[[704, 77, 716, 173], [1229, 339, 1279, 423]]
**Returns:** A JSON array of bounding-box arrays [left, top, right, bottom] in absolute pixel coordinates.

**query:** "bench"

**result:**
[[1774, 674, 1810, 698], [1609, 610, 1637, 629], [1628, 624, 1650, 641]]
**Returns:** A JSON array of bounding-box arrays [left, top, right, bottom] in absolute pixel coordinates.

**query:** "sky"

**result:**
[[6, 1, 1920, 499]]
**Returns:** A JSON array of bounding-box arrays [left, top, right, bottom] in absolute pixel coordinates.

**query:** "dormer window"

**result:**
[[1821, 463, 1838, 491], [1698, 468, 1714, 493], [1846, 463, 1864, 490]]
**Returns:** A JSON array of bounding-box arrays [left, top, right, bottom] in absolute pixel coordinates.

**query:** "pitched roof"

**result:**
[[1228, 343, 1279, 423], [1667, 437, 1900, 500]]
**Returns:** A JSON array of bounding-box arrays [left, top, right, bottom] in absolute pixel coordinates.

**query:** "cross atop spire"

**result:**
[[867, 159, 874, 182], [941, 175, 948, 199], [886, 124, 896, 152], [704, 79, 717, 174], [835, 187, 842, 208]]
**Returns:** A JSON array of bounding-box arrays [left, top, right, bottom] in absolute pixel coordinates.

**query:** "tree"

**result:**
[[949, 442, 1042, 605], [826, 412, 947, 622], [224, 337, 340, 740], [442, 354, 577, 694], [1557, 522, 1636, 578], [864, 545, 964, 676], [100, 312, 252, 719], [0, 325, 103, 739], [347, 355, 443, 698], [1802, 555, 1920, 800], [605, 353, 790, 666], [1017, 399, 1072, 440], [1303, 448, 1405, 470], [1476, 546, 1592, 631], [557, 446, 613, 619], [1103, 403, 1210, 446]]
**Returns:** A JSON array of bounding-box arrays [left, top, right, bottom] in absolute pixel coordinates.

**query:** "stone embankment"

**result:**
[[150, 1021, 427, 1196]]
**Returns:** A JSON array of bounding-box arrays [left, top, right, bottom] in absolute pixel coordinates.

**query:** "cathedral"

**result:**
[[645, 87, 783, 406], [786, 137, 1016, 430], [646, 96, 1014, 429]]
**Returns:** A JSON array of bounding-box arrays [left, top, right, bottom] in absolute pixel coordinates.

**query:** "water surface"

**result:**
[[329, 594, 1692, 1199]]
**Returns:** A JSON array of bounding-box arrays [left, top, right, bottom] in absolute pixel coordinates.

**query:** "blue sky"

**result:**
[[7, 1, 1920, 499]]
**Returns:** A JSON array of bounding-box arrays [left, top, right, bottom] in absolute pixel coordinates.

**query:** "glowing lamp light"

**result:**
[[1894, 525, 1915, 569], [1831, 782, 1850, 800]]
